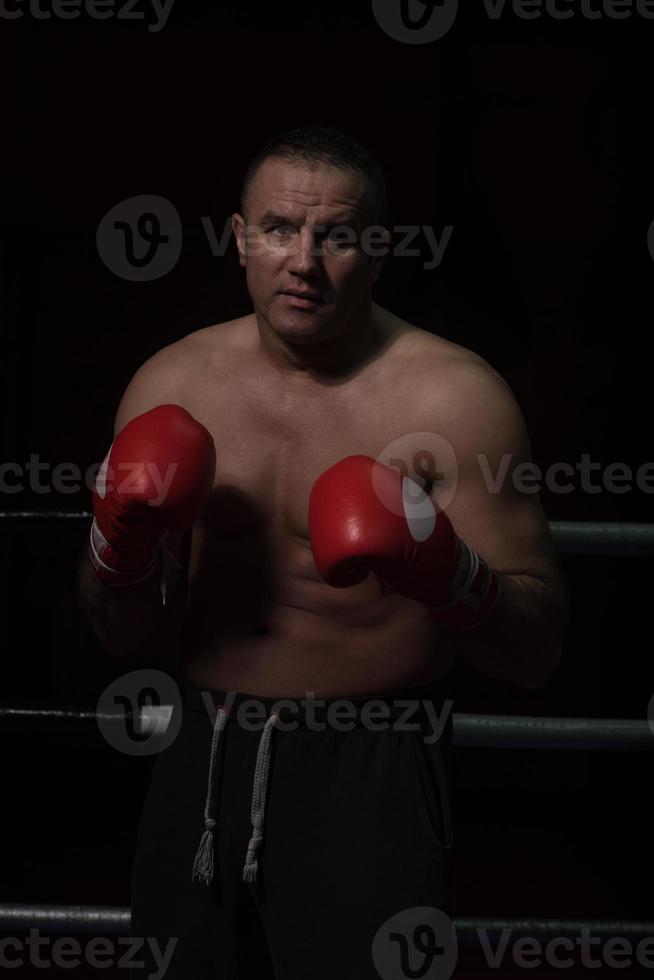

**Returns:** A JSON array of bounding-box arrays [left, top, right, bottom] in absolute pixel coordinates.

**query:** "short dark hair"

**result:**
[[240, 124, 389, 227]]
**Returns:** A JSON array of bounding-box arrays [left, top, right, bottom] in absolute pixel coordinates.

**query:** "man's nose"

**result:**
[[287, 229, 321, 274]]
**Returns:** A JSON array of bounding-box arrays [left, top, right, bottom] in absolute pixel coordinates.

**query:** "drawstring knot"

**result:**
[[242, 712, 278, 884], [192, 705, 228, 885], [191, 700, 278, 888]]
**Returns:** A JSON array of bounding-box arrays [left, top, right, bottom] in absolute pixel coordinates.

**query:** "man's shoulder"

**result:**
[[146, 314, 255, 380], [385, 325, 529, 488], [175, 314, 255, 360], [379, 316, 522, 450], [402, 329, 527, 460], [387, 316, 511, 398], [118, 316, 253, 418]]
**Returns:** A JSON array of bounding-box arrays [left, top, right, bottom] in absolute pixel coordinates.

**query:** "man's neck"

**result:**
[[255, 302, 388, 385]]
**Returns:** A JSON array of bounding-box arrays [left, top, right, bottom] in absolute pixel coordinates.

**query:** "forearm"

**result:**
[[451, 571, 569, 690], [78, 548, 170, 657]]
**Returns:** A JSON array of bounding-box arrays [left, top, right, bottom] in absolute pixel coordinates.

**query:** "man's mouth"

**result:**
[[280, 290, 325, 307], [282, 289, 324, 300]]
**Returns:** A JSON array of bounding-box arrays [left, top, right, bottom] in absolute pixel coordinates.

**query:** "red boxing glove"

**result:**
[[309, 454, 499, 630], [90, 404, 216, 586]]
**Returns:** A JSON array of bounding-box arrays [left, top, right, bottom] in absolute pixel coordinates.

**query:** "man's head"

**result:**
[[232, 125, 390, 349]]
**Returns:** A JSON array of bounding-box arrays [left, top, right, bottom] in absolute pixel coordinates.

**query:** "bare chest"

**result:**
[[176, 323, 457, 570], [172, 336, 457, 690], [191, 382, 401, 543]]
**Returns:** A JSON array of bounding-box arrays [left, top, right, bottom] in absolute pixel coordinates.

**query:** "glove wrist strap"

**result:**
[[89, 518, 158, 587], [432, 539, 500, 630]]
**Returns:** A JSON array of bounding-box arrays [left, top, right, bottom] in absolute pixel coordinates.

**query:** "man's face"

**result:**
[[232, 158, 388, 345]]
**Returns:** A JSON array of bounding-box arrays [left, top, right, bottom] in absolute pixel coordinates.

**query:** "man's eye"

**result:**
[[270, 224, 294, 234]]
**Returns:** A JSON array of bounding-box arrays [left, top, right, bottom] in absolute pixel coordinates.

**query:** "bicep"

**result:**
[[112, 341, 186, 438], [434, 368, 560, 584]]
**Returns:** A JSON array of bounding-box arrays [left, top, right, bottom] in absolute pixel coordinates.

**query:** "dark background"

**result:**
[[1, 1, 653, 975]]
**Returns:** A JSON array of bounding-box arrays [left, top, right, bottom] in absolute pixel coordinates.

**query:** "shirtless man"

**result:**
[[80, 126, 567, 979]]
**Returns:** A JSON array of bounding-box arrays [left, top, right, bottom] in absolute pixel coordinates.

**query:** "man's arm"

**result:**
[[432, 361, 569, 689], [78, 343, 189, 657], [78, 529, 187, 657]]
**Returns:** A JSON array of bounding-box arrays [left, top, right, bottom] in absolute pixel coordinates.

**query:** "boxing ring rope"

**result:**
[[1, 704, 653, 750], [2, 511, 654, 556], [0, 904, 130, 935], [549, 521, 654, 556], [0, 903, 652, 944], [1, 510, 652, 947], [1, 706, 651, 943]]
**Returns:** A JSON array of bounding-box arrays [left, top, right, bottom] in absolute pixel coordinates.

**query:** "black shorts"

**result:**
[[130, 674, 454, 980]]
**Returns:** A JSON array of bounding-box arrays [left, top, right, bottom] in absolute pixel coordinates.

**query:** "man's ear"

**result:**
[[370, 226, 391, 284], [232, 213, 246, 268]]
